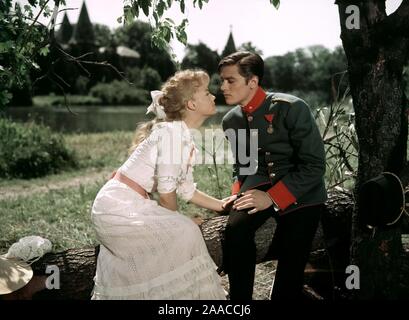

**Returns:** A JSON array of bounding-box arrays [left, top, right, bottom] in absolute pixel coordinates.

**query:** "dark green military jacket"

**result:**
[[222, 89, 327, 215]]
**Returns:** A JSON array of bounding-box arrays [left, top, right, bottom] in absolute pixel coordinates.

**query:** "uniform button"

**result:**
[[268, 162, 273, 167], [269, 173, 276, 178], [247, 115, 253, 122]]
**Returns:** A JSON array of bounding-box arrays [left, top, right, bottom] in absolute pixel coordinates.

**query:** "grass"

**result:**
[[0, 131, 133, 190], [65, 130, 134, 169], [0, 127, 233, 253], [0, 130, 135, 253], [0, 184, 100, 253], [0, 122, 358, 254], [0, 123, 356, 300]]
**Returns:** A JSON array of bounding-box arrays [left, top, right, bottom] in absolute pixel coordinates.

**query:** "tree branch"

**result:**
[[18, 0, 51, 53]]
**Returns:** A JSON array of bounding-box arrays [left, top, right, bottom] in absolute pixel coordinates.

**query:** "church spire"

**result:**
[[57, 12, 73, 44], [222, 27, 236, 57], [72, 1, 95, 45]]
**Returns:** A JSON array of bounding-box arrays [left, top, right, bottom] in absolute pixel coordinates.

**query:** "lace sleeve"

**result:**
[[177, 164, 197, 201], [155, 125, 184, 194]]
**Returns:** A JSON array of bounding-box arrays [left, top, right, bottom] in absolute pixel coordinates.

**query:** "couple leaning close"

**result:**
[[90, 51, 327, 300]]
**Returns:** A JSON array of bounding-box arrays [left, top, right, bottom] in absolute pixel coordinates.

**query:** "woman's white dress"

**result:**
[[91, 121, 226, 300]]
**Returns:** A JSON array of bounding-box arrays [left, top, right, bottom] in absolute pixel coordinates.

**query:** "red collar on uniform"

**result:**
[[241, 87, 266, 114]]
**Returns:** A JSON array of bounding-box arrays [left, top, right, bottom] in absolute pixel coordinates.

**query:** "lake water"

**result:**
[[4, 106, 231, 133]]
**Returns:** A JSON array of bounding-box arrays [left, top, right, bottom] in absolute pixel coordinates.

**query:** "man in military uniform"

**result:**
[[219, 51, 327, 300]]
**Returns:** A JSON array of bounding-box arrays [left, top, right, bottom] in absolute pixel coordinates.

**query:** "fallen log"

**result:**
[[0, 191, 362, 300]]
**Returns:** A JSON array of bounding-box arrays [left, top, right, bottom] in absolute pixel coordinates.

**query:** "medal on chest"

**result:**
[[264, 114, 275, 134]]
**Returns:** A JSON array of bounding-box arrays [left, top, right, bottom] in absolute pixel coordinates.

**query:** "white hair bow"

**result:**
[[146, 90, 167, 120]]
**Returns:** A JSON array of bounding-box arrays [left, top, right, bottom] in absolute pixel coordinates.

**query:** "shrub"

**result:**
[[138, 66, 162, 91], [33, 95, 102, 107], [126, 66, 162, 92], [0, 118, 78, 179], [90, 80, 149, 106], [288, 90, 328, 109]]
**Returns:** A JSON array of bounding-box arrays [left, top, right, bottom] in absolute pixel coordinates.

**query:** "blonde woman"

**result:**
[[91, 70, 229, 300]]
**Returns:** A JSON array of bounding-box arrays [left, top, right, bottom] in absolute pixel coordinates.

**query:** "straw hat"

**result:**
[[0, 255, 33, 295]]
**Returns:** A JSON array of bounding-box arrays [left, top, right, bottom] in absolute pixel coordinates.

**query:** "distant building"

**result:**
[[70, 1, 94, 46], [99, 46, 140, 59], [222, 27, 237, 58], [56, 1, 139, 62], [56, 13, 73, 45]]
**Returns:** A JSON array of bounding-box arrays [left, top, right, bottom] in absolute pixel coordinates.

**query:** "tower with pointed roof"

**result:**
[[57, 13, 73, 44], [72, 1, 95, 45], [222, 26, 237, 58]]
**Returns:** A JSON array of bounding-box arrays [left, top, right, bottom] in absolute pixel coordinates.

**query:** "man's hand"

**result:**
[[232, 190, 273, 214]]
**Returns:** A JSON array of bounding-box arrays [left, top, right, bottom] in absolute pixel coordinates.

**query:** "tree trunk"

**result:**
[[4, 191, 408, 300], [337, 0, 409, 298], [0, 191, 352, 300]]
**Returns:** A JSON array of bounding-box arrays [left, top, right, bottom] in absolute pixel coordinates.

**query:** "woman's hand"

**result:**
[[232, 190, 273, 214], [222, 194, 238, 208], [218, 194, 238, 215]]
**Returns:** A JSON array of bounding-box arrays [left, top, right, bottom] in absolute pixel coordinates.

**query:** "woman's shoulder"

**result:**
[[148, 121, 173, 140], [151, 121, 194, 152], [151, 121, 180, 132], [151, 121, 190, 137]]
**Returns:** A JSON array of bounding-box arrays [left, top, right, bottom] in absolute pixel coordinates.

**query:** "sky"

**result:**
[[20, 0, 403, 61]]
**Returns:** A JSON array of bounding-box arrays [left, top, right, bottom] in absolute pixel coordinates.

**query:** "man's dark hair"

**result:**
[[218, 51, 264, 85]]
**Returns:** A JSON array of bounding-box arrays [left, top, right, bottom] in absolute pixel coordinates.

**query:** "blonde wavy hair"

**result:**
[[129, 69, 209, 153]]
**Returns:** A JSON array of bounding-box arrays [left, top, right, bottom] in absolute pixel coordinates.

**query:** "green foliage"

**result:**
[[270, 0, 281, 9], [90, 80, 149, 105], [209, 73, 225, 104], [126, 66, 163, 91], [75, 76, 90, 95], [181, 42, 220, 75], [264, 45, 348, 105], [93, 24, 113, 48], [289, 90, 328, 109], [137, 66, 163, 91], [114, 21, 176, 80], [238, 42, 263, 56], [0, 2, 41, 106], [1, 0, 282, 108], [0, 118, 78, 179], [0, 0, 67, 107], [315, 93, 358, 192], [192, 0, 210, 10], [0, 91, 13, 107], [122, 0, 190, 51]]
